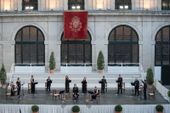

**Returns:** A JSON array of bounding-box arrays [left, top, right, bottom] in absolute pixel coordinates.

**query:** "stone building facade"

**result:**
[[0, 0, 170, 81]]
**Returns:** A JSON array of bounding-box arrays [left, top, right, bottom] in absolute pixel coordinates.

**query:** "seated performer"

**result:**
[[116, 74, 123, 94], [10, 81, 16, 96], [99, 76, 107, 93], [46, 76, 52, 92], [16, 77, 21, 95], [73, 84, 79, 101], [91, 86, 99, 100]]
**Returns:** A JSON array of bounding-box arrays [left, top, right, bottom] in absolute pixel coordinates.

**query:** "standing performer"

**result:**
[[65, 75, 71, 93], [134, 78, 140, 96], [46, 76, 52, 92], [16, 77, 21, 95], [116, 74, 123, 94], [81, 77, 87, 93], [30, 75, 36, 94], [99, 76, 107, 93]]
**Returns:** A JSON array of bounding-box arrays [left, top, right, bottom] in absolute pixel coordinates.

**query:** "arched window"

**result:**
[[68, 0, 85, 10], [15, 26, 45, 66], [61, 32, 92, 66], [115, 0, 131, 10], [155, 26, 170, 66], [108, 25, 139, 65], [162, 0, 170, 10], [22, 0, 38, 10]]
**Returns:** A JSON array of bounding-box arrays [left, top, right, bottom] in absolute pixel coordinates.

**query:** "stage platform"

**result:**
[[0, 88, 168, 105]]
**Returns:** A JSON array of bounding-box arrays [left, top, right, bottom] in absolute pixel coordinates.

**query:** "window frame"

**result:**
[[15, 26, 45, 66], [108, 25, 139, 66], [61, 32, 92, 66]]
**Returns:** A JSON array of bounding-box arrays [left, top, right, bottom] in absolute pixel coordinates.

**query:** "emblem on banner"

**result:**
[[69, 16, 82, 32]]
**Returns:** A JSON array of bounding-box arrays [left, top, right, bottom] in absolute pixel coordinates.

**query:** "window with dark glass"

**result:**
[[155, 26, 170, 66], [15, 26, 45, 66], [68, 0, 84, 10], [115, 0, 131, 10], [162, 0, 170, 10], [22, 0, 38, 10], [108, 25, 139, 65], [61, 32, 92, 66]]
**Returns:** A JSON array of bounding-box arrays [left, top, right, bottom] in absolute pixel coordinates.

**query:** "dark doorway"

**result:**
[[161, 65, 170, 85]]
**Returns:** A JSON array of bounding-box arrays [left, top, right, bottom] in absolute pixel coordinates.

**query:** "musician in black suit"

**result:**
[[73, 84, 79, 100], [142, 80, 147, 100], [91, 86, 99, 100], [134, 78, 140, 96], [65, 75, 71, 93], [46, 76, 52, 92], [16, 77, 21, 95], [116, 74, 123, 94], [81, 77, 87, 93], [99, 76, 107, 93], [30, 75, 37, 94]]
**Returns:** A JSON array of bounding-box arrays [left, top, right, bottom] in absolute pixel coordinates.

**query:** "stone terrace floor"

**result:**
[[0, 88, 168, 105]]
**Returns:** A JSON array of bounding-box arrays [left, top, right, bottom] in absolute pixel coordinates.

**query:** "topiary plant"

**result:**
[[114, 104, 123, 112], [146, 68, 154, 85], [31, 105, 39, 113], [72, 105, 80, 113], [97, 51, 104, 70], [0, 64, 6, 85], [168, 90, 170, 98], [49, 52, 56, 71], [155, 104, 164, 112]]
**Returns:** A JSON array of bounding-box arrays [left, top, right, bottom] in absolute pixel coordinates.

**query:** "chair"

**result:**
[[148, 86, 155, 99], [105, 83, 107, 93], [122, 82, 125, 93], [28, 83, 31, 93], [51, 90, 64, 99], [5, 83, 11, 99]]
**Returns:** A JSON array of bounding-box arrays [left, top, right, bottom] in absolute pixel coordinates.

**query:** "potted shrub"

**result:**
[[31, 105, 39, 113], [97, 51, 104, 74], [155, 104, 164, 113], [146, 68, 154, 85], [49, 52, 56, 74], [168, 90, 170, 101], [114, 104, 123, 113], [0, 64, 6, 88], [72, 105, 80, 113]]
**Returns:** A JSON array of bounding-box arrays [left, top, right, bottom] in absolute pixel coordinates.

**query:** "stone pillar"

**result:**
[[92, 41, 96, 71], [44, 41, 49, 72]]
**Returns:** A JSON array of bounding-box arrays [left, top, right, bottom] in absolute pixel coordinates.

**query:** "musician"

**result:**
[[81, 77, 87, 93], [116, 74, 123, 94], [30, 75, 36, 94], [142, 80, 147, 100], [73, 84, 79, 100], [134, 78, 140, 96], [10, 81, 15, 96], [65, 75, 71, 93], [91, 86, 99, 100], [99, 76, 107, 93], [16, 77, 21, 95], [46, 76, 52, 92]]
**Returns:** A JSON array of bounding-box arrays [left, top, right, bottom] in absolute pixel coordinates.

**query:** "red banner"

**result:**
[[64, 11, 88, 40]]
